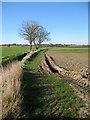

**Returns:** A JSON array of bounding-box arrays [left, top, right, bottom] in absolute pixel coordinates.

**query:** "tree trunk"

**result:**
[[33, 41, 38, 50], [30, 42, 32, 51]]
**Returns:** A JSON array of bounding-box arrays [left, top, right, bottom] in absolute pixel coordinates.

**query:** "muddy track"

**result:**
[[40, 53, 90, 117]]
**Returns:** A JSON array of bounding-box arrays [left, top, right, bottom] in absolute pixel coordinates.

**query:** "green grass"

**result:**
[[0, 47, 30, 65], [2, 47, 29, 57], [21, 49, 83, 118]]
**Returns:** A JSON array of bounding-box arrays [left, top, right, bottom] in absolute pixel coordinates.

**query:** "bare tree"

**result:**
[[38, 29, 50, 49], [33, 27, 50, 49], [19, 21, 50, 50]]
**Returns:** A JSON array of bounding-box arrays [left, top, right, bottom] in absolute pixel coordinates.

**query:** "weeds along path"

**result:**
[[20, 49, 83, 119]]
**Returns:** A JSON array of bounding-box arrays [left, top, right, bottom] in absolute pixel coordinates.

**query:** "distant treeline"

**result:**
[[41, 44, 89, 48], [1, 43, 29, 47], [0, 43, 89, 47]]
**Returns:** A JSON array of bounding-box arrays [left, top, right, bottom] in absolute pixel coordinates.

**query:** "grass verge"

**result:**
[[20, 49, 83, 118]]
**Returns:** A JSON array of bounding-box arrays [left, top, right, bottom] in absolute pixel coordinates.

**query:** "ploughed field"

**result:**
[[47, 47, 88, 73]]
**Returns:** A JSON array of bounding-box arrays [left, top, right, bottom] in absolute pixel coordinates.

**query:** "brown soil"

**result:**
[[47, 52, 88, 73]]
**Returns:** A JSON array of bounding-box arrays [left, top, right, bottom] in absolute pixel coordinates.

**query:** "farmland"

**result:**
[[1, 46, 89, 119], [47, 47, 88, 72], [1, 46, 30, 65], [46, 47, 89, 100], [45, 47, 89, 118], [2, 46, 29, 57]]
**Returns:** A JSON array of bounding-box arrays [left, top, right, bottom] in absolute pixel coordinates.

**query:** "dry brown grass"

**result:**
[[0, 61, 23, 119]]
